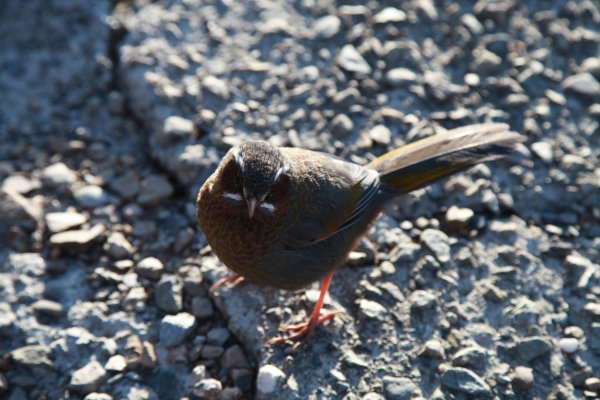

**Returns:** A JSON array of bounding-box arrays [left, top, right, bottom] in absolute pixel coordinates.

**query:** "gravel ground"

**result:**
[[1, 0, 599, 399]]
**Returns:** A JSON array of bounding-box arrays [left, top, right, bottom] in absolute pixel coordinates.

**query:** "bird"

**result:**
[[196, 123, 524, 345]]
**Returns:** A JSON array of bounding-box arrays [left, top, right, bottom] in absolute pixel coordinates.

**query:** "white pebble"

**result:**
[[256, 364, 285, 394], [559, 337, 578, 353]]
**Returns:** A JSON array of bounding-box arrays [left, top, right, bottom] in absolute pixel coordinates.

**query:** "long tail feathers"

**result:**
[[367, 123, 525, 193]]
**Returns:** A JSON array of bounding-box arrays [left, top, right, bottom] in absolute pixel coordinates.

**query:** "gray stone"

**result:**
[[32, 299, 65, 318], [583, 302, 600, 317], [512, 366, 534, 390], [137, 175, 174, 205], [49, 225, 105, 250], [386, 68, 418, 86], [358, 299, 387, 319], [220, 345, 250, 369], [0, 303, 16, 332], [461, 13, 483, 35], [421, 339, 445, 359], [559, 337, 578, 353], [256, 365, 285, 396], [383, 376, 417, 400], [11, 345, 53, 368], [2, 175, 39, 194], [508, 297, 541, 328], [83, 393, 112, 400], [201, 345, 224, 359], [202, 75, 230, 100], [136, 257, 164, 280], [69, 359, 107, 394], [181, 265, 204, 296], [104, 355, 127, 372], [420, 229, 451, 263], [373, 7, 406, 24], [584, 377, 600, 392], [445, 206, 474, 230], [369, 125, 392, 145], [193, 378, 222, 399], [45, 211, 87, 233], [337, 45, 371, 74], [73, 185, 108, 207], [314, 15, 341, 39], [42, 162, 77, 187], [163, 115, 194, 140], [333, 87, 360, 107], [160, 312, 197, 347], [331, 114, 354, 136], [0, 188, 42, 229], [409, 290, 437, 310], [191, 297, 214, 319], [104, 232, 134, 259], [452, 346, 487, 369], [109, 171, 140, 200], [531, 141, 554, 164], [562, 72, 600, 98], [206, 327, 231, 346], [441, 367, 491, 397], [155, 275, 183, 313], [192, 364, 207, 382], [517, 336, 553, 361]]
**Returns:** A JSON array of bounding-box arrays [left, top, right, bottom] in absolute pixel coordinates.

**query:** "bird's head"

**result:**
[[218, 140, 290, 218]]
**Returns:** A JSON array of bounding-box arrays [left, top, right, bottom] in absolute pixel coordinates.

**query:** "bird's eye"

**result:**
[[234, 173, 242, 189]]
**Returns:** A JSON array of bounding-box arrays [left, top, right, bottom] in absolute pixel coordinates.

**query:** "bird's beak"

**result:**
[[246, 197, 258, 218]]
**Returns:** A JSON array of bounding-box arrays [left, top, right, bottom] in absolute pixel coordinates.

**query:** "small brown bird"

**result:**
[[197, 123, 524, 344]]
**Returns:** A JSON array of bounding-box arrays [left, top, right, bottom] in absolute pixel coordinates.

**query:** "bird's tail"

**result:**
[[367, 123, 525, 193]]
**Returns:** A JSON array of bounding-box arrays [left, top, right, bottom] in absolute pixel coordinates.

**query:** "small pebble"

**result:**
[[42, 162, 77, 187], [369, 125, 392, 145], [421, 339, 445, 359], [331, 114, 354, 136], [559, 337, 578, 354], [45, 211, 87, 233], [445, 206, 474, 230], [383, 376, 417, 400], [512, 366, 534, 390], [136, 257, 164, 280], [584, 377, 600, 392], [104, 355, 126, 372], [193, 378, 222, 400], [69, 360, 107, 394], [159, 312, 196, 347], [256, 365, 286, 395], [358, 299, 387, 319], [337, 44, 371, 74], [73, 185, 108, 207]]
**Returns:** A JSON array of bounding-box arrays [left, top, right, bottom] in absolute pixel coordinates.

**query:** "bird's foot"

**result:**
[[209, 274, 246, 292], [266, 310, 343, 348]]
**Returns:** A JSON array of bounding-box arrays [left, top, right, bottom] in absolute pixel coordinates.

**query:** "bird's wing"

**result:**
[[310, 161, 380, 244], [280, 149, 381, 248]]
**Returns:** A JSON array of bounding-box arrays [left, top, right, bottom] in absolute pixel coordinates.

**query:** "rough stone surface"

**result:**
[[159, 312, 197, 347], [2, 0, 599, 398]]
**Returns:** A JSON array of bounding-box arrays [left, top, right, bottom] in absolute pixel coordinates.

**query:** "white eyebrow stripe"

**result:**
[[259, 202, 276, 212], [273, 162, 289, 182], [222, 192, 243, 201], [232, 149, 245, 172]]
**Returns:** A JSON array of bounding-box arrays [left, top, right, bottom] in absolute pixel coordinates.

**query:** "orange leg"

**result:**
[[209, 273, 246, 292], [267, 270, 342, 347]]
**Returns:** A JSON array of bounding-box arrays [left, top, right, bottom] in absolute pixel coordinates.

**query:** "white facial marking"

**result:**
[[233, 149, 244, 172], [259, 202, 276, 213], [273, 162, 289, 182], [222, 192, 243, 201]]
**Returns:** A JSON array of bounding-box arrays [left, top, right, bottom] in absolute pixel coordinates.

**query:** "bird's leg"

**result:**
[[209, 273, 246, 292], [267, 270, 342, 346]]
